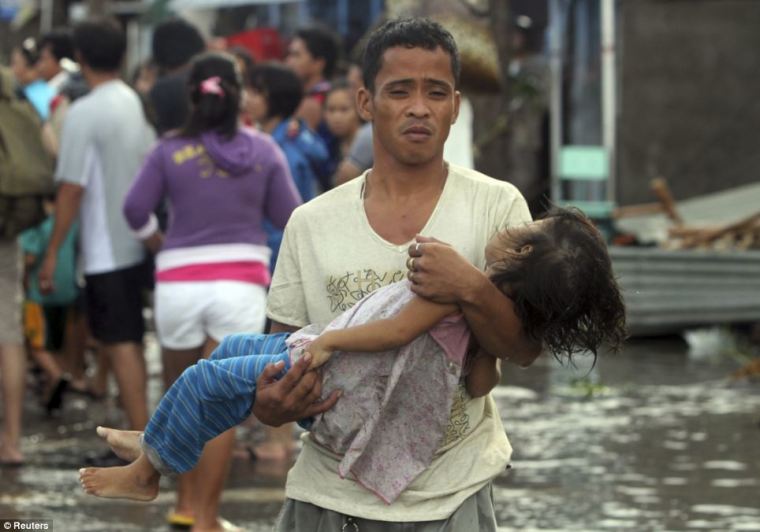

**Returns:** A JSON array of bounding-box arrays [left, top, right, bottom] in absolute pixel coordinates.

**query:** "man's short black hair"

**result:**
[[362, 17, 460, 92], [152, 18, 205, 71], [295, 26, 340, 79], [73, 17, 126, 72], [248, 63, 303, 120], [39, 28, 74, 62]]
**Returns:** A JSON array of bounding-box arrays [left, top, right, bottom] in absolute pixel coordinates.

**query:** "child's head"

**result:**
[[182, 52, 241, 139], [245, 62, 303, 125], [486, 207, 626, 363], [324, 79, 361, 140]]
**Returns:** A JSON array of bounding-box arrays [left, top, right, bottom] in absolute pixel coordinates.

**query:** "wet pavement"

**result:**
[[2, 333, 759, 531]]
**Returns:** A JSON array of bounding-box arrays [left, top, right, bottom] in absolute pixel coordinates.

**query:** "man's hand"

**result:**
[[143, 232, 164, 255], [40, 182, 83, 296], [252, 352, 341, 427], [38, 253, 57, 295], [408, 235, 542, 366], [406, 235, 486, 304]]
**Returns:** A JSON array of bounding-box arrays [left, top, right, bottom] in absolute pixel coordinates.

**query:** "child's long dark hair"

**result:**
[[180, 52, 241, 139], [489, 207, 627, 364]]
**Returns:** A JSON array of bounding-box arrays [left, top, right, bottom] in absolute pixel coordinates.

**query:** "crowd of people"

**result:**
[[1, 14, 626, 532]]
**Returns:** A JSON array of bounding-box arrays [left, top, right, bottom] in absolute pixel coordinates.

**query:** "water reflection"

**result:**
[[494, 337, 760, 531]]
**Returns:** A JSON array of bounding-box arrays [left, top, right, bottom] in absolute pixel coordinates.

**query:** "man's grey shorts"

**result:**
[[276, 482, 497, 532], [0, 239, 23, 345]]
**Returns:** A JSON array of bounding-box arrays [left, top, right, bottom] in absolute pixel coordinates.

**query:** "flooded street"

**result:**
[[2, 335, 759, 531], [492, 337, 760, 530]]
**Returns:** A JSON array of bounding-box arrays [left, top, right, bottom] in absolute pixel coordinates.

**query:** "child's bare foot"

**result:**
[[96, 426, 142, 462], [79, 458, 159, 501]]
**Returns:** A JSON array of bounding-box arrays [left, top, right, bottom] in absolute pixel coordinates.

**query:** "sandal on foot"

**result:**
[[166, 511, 194, 528]]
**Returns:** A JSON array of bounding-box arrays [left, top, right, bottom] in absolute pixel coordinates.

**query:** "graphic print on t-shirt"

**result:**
[[326, 268, 406, 313], [171, 143, 229, 179]]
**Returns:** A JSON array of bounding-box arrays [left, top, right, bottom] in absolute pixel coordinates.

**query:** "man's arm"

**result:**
[[307, 297, 458, 368], [38, 183, 83, 293], [250, 320, 341, 427], [465, 353, 501, 398], [408, 236, 542, 365]]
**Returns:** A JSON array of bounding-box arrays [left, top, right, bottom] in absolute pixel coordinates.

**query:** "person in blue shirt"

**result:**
[[285, 26, 342, 190], [244, 62, 329, 272]]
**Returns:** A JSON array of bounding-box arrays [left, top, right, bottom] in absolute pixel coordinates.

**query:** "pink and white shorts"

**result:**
[[155, 280, 267, 349]]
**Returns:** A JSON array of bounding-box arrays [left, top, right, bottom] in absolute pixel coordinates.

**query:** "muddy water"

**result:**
[[1, 336, 758, 531], [493, 337, 760, 531]]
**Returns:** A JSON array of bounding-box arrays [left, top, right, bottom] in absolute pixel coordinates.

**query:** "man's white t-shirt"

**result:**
[[55, 79, 155, 274], [267, 163, 532, 521]]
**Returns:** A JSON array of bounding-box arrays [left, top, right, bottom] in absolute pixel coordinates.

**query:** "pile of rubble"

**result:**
[[614, 178, 760, 250]]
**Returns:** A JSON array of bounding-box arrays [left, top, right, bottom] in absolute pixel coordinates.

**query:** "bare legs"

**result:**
[[163, 338, 235, 532], [28, 346, 63, 398], [104, 341, 148, 430], [63, 308, 109, 396], [0, 343, 25, 464]]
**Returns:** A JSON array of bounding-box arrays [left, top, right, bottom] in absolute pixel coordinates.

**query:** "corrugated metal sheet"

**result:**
[[610, 247, 760, 335]]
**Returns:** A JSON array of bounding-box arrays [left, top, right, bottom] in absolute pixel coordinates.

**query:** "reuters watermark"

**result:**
[[0, 520, 53, 531]]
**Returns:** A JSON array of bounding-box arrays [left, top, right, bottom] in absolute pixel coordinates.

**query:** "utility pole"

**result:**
[[488, 0, 512, 113]]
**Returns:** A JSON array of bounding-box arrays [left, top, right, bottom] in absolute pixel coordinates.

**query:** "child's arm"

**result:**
[[465, 352, 502, 398], [307, 296, 458, 368]]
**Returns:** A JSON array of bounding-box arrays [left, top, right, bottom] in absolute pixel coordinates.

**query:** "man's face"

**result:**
[[358, 46, 460, 168], [285, 38, 320, 83], [36, 45, 61, 82]]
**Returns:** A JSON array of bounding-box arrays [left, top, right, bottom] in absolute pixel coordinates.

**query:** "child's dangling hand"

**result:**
[[306, 332, 337, 370]]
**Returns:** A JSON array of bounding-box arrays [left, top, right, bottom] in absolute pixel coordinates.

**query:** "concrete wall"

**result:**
[[617, 0, 760, 205]]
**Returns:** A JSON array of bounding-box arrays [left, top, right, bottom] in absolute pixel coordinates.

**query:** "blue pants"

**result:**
[[141, 333, 291, 474]]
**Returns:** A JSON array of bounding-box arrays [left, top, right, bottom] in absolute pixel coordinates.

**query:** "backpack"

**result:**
[[0, 67, 55, 239]]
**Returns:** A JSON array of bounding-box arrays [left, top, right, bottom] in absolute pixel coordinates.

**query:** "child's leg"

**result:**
[[208, 331, 291, 361], [142, 333, 290, 475], [79, 451, 159, 501]]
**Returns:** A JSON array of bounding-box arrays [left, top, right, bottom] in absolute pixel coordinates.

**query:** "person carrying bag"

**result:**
[[0, 66, 55, 239]]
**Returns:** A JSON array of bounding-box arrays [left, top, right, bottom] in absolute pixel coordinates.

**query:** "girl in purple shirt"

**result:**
[[122, 52, 301, 531]]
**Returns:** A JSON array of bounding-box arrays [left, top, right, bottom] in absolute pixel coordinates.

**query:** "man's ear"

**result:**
[[451, 90, 461, 125], [356, 86, 373, 122]]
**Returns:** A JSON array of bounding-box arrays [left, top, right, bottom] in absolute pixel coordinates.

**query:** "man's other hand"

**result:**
[[252, 352, 341, 426]]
